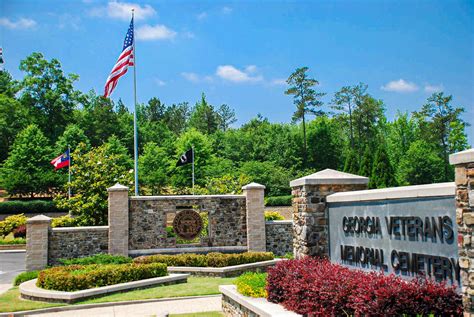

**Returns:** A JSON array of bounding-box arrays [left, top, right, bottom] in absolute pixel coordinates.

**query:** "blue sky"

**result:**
[[1, 0, 473, 144]]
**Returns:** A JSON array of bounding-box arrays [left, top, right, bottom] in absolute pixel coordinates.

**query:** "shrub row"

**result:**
[[37, 262, 167, 291], [0, 214, 27, 237], [134, 252, 274, 267], [0, 200, 66, 215], [235, 272, 267, 298], [264, 195, 292, 206], [0, 237, 26, 245], [264, 211, 285, 221], [267, 258, 462, 316], [59, 254, 132, 265]]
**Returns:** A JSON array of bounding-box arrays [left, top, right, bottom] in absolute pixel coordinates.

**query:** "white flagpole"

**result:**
[[132, 9, 139, 196], [68, 144, 71, 200], [192, 145, 195, 195]]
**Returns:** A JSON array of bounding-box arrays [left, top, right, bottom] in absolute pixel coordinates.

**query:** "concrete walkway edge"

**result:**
[[0, 294, 221, 317]]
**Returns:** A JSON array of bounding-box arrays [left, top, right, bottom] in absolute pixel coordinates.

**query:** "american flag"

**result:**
[[104, 17, 134, 98]]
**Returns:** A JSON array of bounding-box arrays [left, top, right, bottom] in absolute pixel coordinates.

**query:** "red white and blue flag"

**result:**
[[51, 150, 70, 170], [103, 17, 134, 98]]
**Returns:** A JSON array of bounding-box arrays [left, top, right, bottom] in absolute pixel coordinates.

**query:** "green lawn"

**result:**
[[0, 276, 235, 313]]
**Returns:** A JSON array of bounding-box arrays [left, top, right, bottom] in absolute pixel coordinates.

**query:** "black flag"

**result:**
[[176, 148, 193, 167]]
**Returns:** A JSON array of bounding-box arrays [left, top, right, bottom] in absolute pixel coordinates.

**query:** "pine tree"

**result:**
[[358, 145, 373, 177], [343, 149, 359, 175], [370, 144, 396, 189]]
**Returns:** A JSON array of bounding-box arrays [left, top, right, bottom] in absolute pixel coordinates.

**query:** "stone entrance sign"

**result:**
[[327, 183, 459, 284], [172, 209, 203, 240]]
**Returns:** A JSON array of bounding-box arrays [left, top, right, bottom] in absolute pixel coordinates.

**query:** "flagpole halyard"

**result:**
[[192, 145, 195, 195], [132, 9, 139, 196]]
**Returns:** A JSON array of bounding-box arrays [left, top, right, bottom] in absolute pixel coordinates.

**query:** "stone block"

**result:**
[[465, 213, 474, 226]]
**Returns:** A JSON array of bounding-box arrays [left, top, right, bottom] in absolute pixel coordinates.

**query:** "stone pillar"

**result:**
[[107, 183, 129, 256], [449, 148, 474, 315], [26, 215, 51, 271], [290, 169, 368, 259], [243, 182, 266, 252]]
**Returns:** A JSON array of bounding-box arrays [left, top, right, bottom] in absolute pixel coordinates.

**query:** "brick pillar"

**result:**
[[243, 182, 266, 252], [450, 148, 474, 315], [26, 215, 51, 271], [290, 169, 368, 259], [107, 183, 129, 256]]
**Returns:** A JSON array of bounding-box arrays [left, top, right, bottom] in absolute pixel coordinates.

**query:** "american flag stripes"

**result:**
[[103, 17, 134, 98]]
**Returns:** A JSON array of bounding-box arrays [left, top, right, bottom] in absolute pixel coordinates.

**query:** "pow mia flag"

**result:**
[[176, 148, 194, 167]]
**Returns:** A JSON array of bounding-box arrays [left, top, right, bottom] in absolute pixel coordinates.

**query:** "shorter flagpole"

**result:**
[[68, 145, 71, 200], [192, 145, 195, 195]]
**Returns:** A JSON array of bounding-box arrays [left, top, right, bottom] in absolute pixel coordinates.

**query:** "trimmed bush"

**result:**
[[266, 258, 462, 316], [264, 211, 284, 221], [264, 196, 292, 206], [13, 224, 26, 238], [14, 271, 39, 286], [51, 215, 78, 228], [235, 272, 267, 298], [37, 262, 167, 291], [59, 253, 132, 265], [0, 214, 27, 237], [134, 252, 274, 267], [0, 200, 66, 215], [0, 237, 26, 245]]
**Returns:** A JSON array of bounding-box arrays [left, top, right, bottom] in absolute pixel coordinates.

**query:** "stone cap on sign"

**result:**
[[290, 169, 369, 187], [27, 215, 52, 224], [107, 183, 129, 192], [449, 148, 474, 165], [326, 182, 455, 203], [242, 182, 266, 190]]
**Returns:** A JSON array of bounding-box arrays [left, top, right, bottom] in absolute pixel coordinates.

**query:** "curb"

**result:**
[[0, 294, 221, 316], [0, 250, 25, 253]]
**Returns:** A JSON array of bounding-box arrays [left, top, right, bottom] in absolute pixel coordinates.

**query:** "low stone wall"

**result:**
[[265, 220, 293, 256], [48, 226, 108, 265]]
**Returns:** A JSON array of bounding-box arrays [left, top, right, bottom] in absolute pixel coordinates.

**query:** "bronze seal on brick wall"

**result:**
[[172, 210, 203, 240]]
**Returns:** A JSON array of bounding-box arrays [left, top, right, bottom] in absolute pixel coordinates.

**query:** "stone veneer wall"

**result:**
[[48, 226, 109, 265], [292, 183, 367, 258], [222, 294, 258, 317], [265, 220, 293, 256], [129, 196, 247, 250]]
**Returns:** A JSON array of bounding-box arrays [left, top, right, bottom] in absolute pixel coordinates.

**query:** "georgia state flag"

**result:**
[[51, 150, 70, 170]]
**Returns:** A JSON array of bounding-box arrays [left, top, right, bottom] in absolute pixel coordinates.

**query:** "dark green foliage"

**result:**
[[265, 196, 292, 206], [0, 200, 66, 214], [14, 271, 39, 286], [358, 145, 373, 177], [307, 116, 343, 170], [343, 149, 359, 175], [239, 161, 292, 196], [235, 272, 267, 297], [133, 252, 274, 267], [59, 254, 132, 265], [369, 144, 396, 188], [37, 262, 167, 291]]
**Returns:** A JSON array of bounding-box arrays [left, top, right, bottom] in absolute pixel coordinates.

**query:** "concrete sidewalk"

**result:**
[[22, 295, 222, 317]]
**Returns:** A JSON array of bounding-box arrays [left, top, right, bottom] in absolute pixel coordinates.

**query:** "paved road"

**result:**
[[0, 251, 25, 284]]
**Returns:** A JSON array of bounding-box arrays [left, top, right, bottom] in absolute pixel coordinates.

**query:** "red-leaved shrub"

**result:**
[[266, 258, 462, 316], [13, 225, 26, 238]]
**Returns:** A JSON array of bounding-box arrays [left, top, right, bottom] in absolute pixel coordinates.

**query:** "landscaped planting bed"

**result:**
[[134, 252, 274, 267], [266, 258, 462, 316], [37, 262, 167, 291]]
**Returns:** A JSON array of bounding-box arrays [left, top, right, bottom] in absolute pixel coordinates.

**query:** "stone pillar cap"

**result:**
[[107, 183, 129, 192], [290, 168, 369, 187], [27, 215, 52, 223], [242, 182, 266, 190], [449, 148, 474, 165]]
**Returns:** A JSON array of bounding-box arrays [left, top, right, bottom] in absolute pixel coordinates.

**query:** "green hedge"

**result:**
[[37, 262, 167, 291], [235, 272, 267, 297], [265, 196, 292, 206], [264, 211, 285, 221], [59, 254, 132, 266], [14, 271, 39, 286], [134, 252, 274, 267], [0, 200, 66, 215]]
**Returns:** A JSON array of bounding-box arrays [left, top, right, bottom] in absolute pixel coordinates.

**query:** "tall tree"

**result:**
[[163, 102, 190, 135], [0, 70, 20, 97], [414, 92, 468, 181], [370, 144, 396, 189], [285, 67, 325, 167], [19, 52, 80, 142], [307, 116, 343, 170], [332, 83, 368, 149], [344, 149, 359, 175], [188, 93, 220, 135], [139, 142, 169, 195], [217, 104, 237, 131], [0, 95, 29, 162], [55, 124, 90, 153]]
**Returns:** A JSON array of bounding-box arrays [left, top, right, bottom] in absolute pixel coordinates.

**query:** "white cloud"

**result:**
[[221, 6, 233, 14], [154, 78, 166, 86], [197, 12, 208, 20], [0, 17, 36, 29], [90, 1, 156, 21], [424, 84, 444, 93], [136, 24, 177, 40], [245, 65, 258, 73], [381, 79, 418, 93], [181, 72, 213, 83], [216, 65, 263, 83], [270, 78, 287, 86]]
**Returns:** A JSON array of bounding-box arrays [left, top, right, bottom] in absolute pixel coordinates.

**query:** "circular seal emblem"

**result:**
[[172, 210, 203, 240]]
